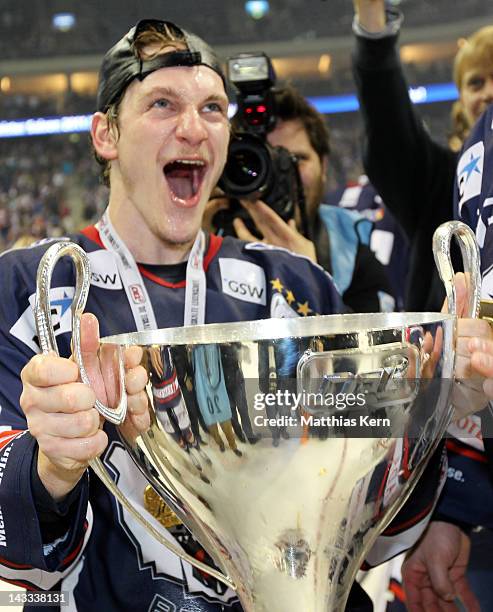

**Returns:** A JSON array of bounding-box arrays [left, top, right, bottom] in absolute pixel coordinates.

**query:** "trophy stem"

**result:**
[[167, 437, 395, 612]]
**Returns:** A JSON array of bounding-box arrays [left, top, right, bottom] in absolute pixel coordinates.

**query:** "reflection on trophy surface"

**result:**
[[34, 220, 481, 611]]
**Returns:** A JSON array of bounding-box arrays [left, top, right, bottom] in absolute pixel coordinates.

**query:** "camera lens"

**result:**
[[227, 150, 262, 187], [219, 134, 270, 197], [217, 131, 298, 226]]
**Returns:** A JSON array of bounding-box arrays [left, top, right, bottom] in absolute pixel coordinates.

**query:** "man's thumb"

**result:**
[[80, 313, 100, 354]]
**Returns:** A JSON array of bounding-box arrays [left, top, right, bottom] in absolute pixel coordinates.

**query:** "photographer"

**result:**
[[207, 81, 395, 313]]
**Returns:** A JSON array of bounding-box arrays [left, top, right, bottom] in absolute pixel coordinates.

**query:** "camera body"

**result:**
[[215, 53, 303, 237]]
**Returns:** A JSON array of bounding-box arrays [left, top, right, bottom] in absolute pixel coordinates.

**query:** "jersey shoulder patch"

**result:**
[[10, 286, 75, 353]]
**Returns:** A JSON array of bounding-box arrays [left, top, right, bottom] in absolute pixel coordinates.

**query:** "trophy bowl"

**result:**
[[33, 221, 480, 611]]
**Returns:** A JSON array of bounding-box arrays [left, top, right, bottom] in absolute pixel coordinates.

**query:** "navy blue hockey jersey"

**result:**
[[0, 226, 444, 611], [434, 104, 493, 530], [457, 105, 493, 282]]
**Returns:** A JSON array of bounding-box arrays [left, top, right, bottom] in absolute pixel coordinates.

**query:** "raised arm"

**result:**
[[352, 0, 456, 237]]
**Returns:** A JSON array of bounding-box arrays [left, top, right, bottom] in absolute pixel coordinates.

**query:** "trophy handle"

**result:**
[[34, 241, 127, 425], [432, 220, 481, 318]]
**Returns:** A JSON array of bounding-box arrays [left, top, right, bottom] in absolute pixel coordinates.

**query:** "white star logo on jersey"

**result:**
[[10, 286, 75, 352], [457, 141, 484, 213]]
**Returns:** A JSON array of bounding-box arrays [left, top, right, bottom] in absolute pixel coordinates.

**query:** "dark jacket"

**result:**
[[352, 31, 457, 311]]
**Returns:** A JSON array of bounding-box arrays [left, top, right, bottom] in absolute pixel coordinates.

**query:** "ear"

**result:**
[[91, 112, 118, 161]]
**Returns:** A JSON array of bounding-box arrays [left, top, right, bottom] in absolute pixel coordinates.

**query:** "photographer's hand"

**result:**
[[204, 197, 229, 233], [234, 199, 317, 263]]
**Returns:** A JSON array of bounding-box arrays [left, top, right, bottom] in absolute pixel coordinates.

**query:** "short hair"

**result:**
[[94, 23, 188, 187], [453, 25, 493, 92], [273, 85, 330, 160], [132, 22, 187, 60]]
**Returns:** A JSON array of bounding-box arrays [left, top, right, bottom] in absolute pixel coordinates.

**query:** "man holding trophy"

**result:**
[[0, 17, 490, 612]]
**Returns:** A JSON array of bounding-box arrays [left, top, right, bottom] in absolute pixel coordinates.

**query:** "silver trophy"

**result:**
[[34, 220, 480, 611]]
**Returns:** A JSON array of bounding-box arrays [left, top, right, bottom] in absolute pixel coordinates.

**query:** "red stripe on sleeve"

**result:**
[[446, 439, 488, 464], [0, 430, 23, 451], [0, 557, 32, 570]]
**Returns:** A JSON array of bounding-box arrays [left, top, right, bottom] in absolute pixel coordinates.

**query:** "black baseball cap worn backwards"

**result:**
[[96, 19, 226, 112]]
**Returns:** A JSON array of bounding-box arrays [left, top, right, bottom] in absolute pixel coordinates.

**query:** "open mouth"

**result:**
[[163, 159, 207, 206]]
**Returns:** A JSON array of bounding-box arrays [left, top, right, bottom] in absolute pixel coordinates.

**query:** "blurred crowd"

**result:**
[[0, 92, 95, 120], [0, 0, 490, 58], [0, 134, 108, 250]]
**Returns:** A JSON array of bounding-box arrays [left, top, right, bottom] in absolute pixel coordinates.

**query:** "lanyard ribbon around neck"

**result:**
[[98, 210, 206, 330]]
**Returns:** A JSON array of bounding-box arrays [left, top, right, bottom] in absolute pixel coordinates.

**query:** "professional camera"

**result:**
[[214, 53, 305, 237]]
